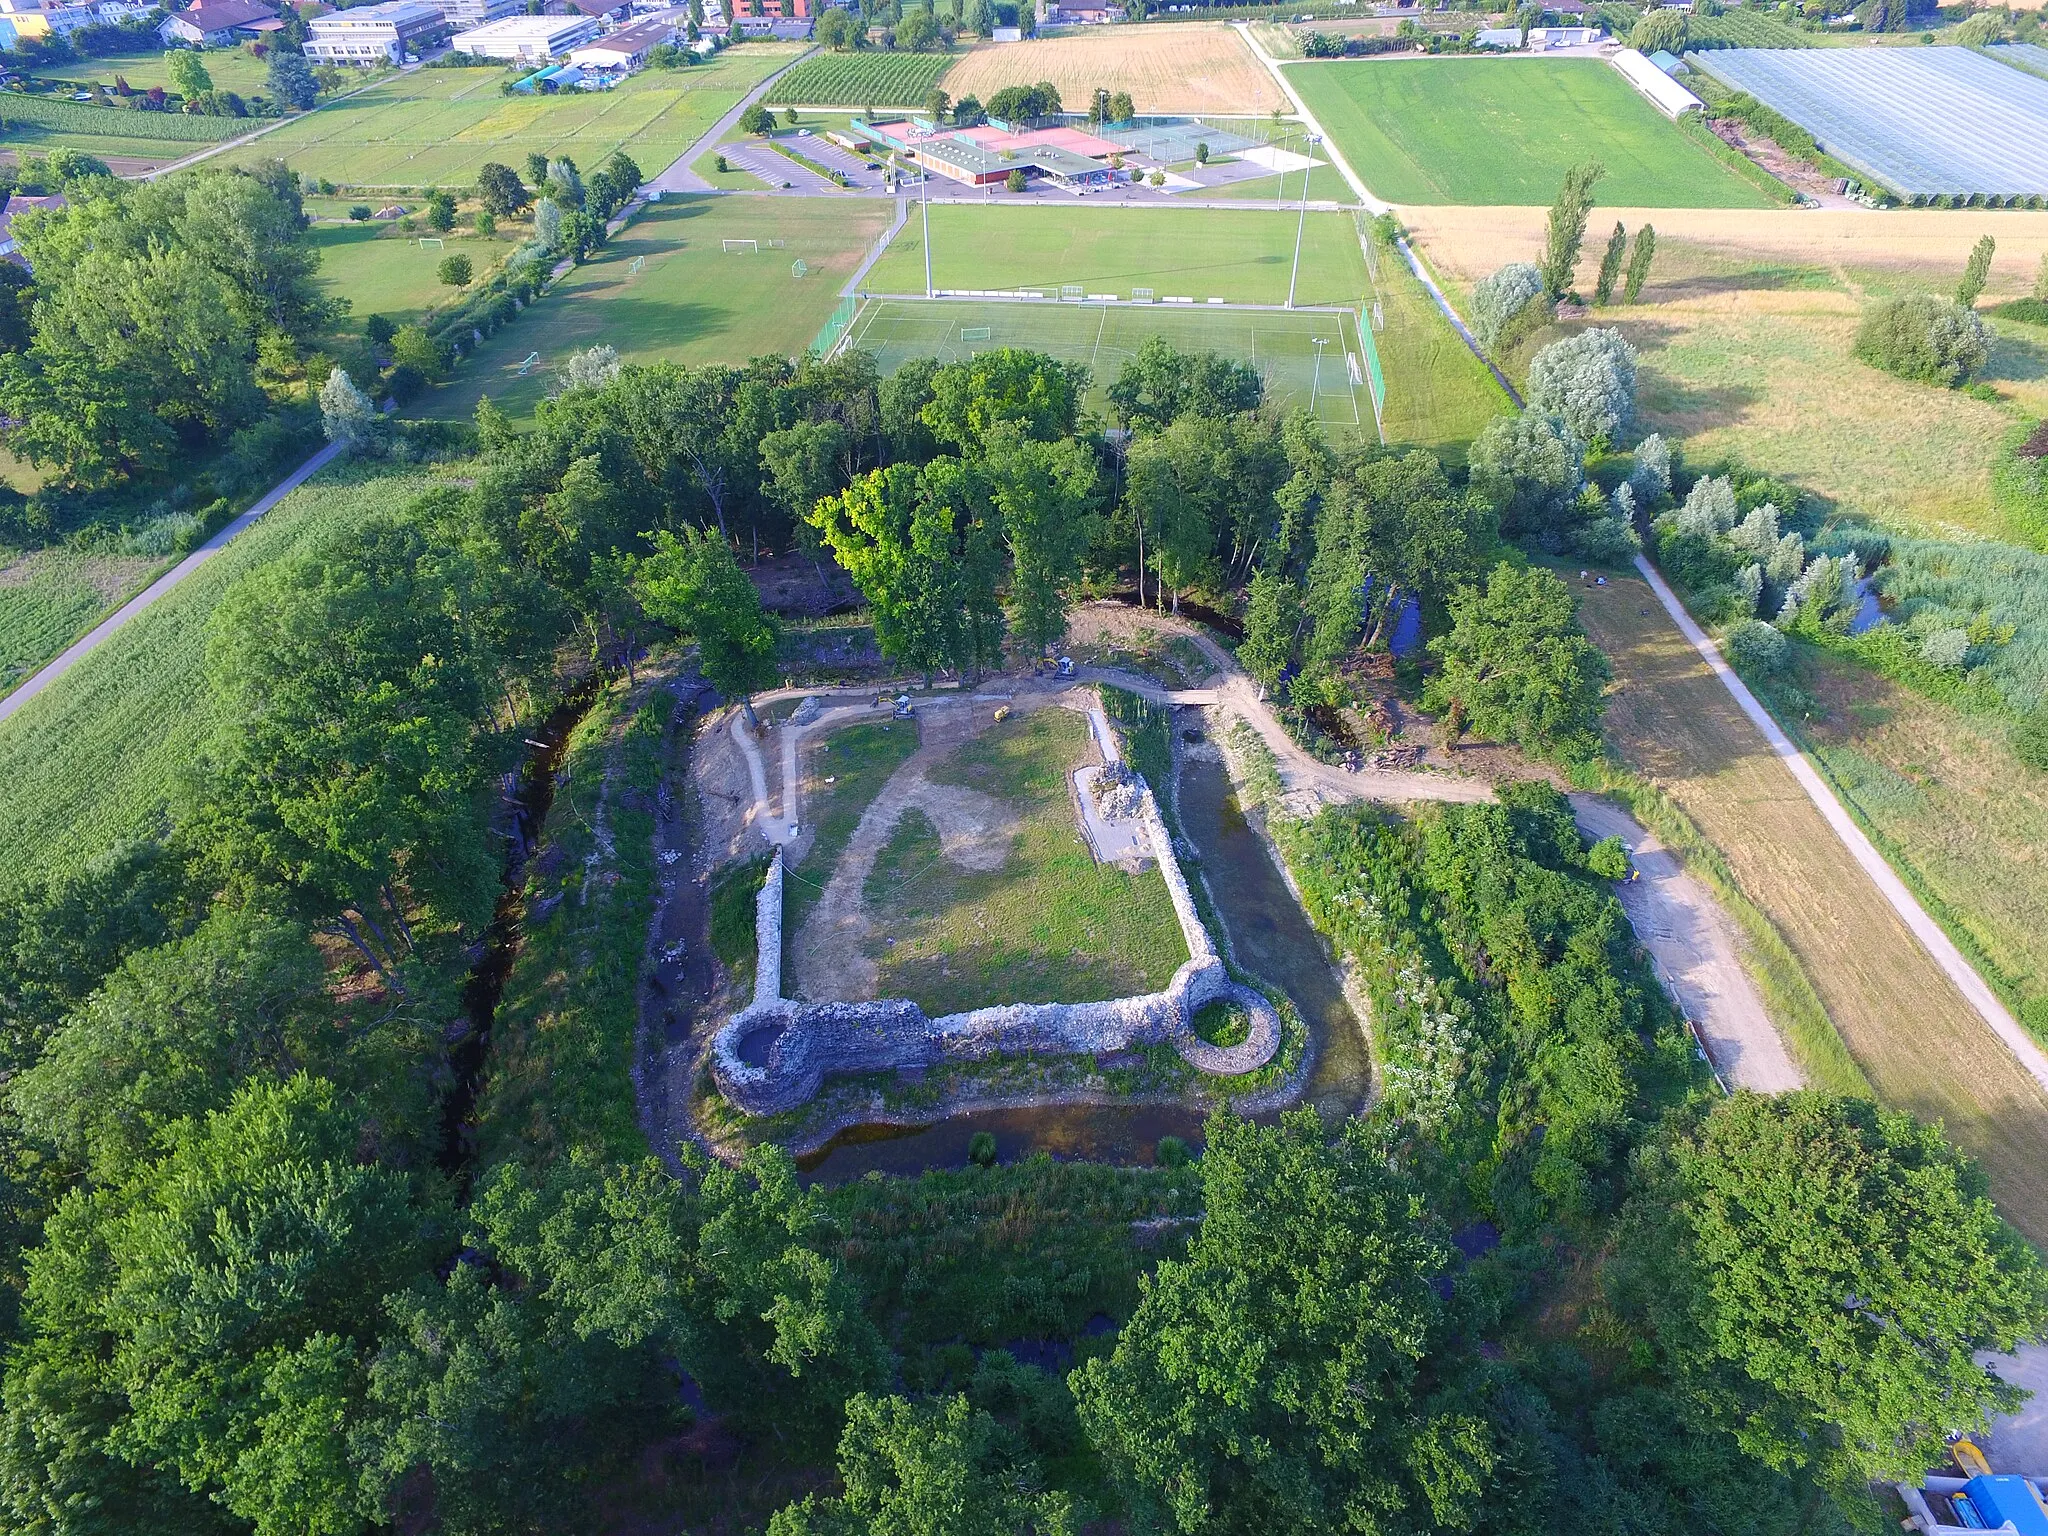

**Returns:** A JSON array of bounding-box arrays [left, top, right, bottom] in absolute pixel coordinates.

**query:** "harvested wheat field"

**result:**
[[1578, 570, 2048, 1245], [937, 24, 1285, 116]]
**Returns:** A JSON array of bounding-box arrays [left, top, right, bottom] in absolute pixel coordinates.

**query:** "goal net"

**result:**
[[765, 238, 786, 249], [417, 236, 444, 248], [722, 238, 758, 254], [791, 258, 808, 278], [959, 325, 991, 341], [628, 254, 646, 274]]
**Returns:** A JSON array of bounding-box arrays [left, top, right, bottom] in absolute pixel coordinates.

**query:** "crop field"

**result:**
[[865, 203, 1372, 308], [27, 45, 278, 97], [0, 466, 430, 888], [426, 194, 891, 420], [1695, 47, 2048, 198], [765, 49, 953, 107], [864, 708, 1188, 1015], [0, 90, 246, 143], [215, 46, 800, 187], [1402, 208, 2048, 542], [843, 298, 1373, 431], [1574, 570, 2048, 1246], [1284, 58, 1775, 207], [0, 548, 161, 702], [935, 24, 1286, 115]]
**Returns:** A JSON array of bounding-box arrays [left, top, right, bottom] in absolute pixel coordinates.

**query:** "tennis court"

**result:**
[[840, 297, 1373, 430]]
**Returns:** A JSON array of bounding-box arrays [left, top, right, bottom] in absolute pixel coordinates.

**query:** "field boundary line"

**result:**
[[1234, 21, 1388, 213], [0, 440, 346, 732], [1631, 552, 2048, 1096]]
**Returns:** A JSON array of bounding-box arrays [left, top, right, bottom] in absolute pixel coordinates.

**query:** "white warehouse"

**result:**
[[1610, 46, 1705, 117], [451, 12, 599, 59]]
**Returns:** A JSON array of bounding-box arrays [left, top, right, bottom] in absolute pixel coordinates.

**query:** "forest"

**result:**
[[0, 329, 2040, 1535]]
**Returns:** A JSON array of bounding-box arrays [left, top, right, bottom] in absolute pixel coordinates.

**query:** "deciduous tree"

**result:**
[[634, 526, 780, 719], [1423, 562, 1609, 762]]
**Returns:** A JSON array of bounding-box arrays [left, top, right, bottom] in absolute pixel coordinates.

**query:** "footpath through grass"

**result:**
[[1574, 568, 2048, 1245], [1285, 58, 1775, 207], [783, 718, 921, 940], [864, 708, 1187, 1015], [0, 464, 432, 888], [865, 202, 1373, 308], [426, 194, 890, 420], [219, 47, 799, 188]]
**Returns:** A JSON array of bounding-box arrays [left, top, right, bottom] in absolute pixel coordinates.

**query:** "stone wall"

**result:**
[[711, 770, 1271, 1117]]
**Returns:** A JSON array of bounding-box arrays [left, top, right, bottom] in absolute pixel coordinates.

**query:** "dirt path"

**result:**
[[1571, 793, 1798, 1094]]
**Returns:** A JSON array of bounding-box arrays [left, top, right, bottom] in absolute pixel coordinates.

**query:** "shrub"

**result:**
[[1006, 168, 1027, 192], [1724, 618, 1788, 674], [2014, 705, 2048, 771], [347, 203, 371, 221], [1586, 835, 1630, 880], [1526, 327, 1638, 445], [1469, 410, 1584, 539], [1470, 261, 1543, 350], [1628, 432, 1672, 506], [1631, 7, 1687, 50], [436, 252, 472, 287], [968, 1131, 998, 1166], [1854, 292, 1990, 388]]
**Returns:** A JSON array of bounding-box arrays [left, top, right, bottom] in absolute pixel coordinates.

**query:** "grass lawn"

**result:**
[[28, 45, 275, 98], [1751, 647, 2048, 1043], [1285, 57, 1775, 207], [866, 203, 1373, 309], [0, 548, 163, 701], [310, 220, 511, 333], [1573, 568, 2048, 1246], [0, 465, 433, 888], [423, 195, 891, 420], [863, 708, 1187, 1016], [1221, 163, 1354, 204], [784, 719, 922, 940], [1363, 228, 1507, 459], [216, 46, 801, 188]]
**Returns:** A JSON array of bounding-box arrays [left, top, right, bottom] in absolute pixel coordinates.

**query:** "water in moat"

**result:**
[[797, 736, 1368, 1182]]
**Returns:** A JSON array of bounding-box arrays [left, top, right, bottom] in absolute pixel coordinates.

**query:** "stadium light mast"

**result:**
[[921, 170, 933, 299], [1286, 132, 1320, 311]]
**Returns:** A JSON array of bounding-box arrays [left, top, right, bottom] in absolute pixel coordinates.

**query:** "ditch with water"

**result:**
[[797, 734, 1368, 1182]]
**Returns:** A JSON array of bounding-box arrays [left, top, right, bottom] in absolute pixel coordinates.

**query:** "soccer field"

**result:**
[[1285, 58, 1776, 208], [841, 297, 1374, 432], [218, 47, 800, 188], [864, 203, 1374, 310]]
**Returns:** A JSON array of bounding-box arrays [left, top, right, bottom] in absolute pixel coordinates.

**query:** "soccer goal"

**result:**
[[1130, 287, 1154, 304], [960, 325, 991, 341], [723, 238, 758, 254], [1060, 283, 1085, 302], [791, 258, 808, 278], [417, 236, 444, 248], [515, 351, 540, 376], [765, 238, 786, 249], [628, 254, 646, 274]]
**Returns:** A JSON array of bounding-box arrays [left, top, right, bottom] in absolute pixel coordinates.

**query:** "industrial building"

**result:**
[[303, 0, 451, 61], [451, 10, 598, 58]]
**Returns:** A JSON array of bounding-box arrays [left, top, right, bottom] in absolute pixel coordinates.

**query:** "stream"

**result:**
[[796, 731, 1368, 1182]]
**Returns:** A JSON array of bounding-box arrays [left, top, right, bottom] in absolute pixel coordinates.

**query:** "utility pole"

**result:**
[[1286, 132, 1319, 310]]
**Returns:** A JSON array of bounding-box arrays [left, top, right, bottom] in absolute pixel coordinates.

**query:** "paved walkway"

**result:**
[[0, 440, 344, 730], [646, 47, 817, 197], [1632, 554, 2048, 1099]]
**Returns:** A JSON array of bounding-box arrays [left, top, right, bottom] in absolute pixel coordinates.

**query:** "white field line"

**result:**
[[1631, 552, 2048, 1097]]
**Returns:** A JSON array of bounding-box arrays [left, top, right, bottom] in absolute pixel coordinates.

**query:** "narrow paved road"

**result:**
[[1633, 554, 2048, 1098], [0, 441, 344, 730], [645, 47, 817, 197]]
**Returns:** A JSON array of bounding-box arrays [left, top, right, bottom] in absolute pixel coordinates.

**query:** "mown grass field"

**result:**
[[1574, 569, 2048, 1245], [784, 719, 921, 941], [1361, 226, 1506, 459], [1285, 58, 1775, 207], [217, 46, 800, 187], [936, 24, 1285, 115], [0, 465, 431, 888], [865, 708, 1188, 1015], [766, 49, 952, 107], [28, 45, 277, 97], [425, 194, 890, 420], [0, 549, 161, 701], [866, 203, 1372, 308], [310, 220, 512, 334]]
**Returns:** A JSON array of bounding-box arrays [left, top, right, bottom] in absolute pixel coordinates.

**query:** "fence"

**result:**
[[1355, 301, 1386, 444], [808, 293, 862, 357]]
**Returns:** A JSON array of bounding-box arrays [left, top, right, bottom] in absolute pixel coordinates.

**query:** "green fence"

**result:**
[[809, 294, 861, 358], [1356, 301, 1386, 443]]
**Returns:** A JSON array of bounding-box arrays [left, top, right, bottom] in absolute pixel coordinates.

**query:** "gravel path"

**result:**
[[1570, 793, 1799, 1093], [1633, 554, 2048, 1098]]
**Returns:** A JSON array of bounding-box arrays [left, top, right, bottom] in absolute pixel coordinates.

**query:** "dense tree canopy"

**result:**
[[1424, 563, 1610, 761]]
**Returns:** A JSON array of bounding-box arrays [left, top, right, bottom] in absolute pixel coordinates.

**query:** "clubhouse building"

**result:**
[[844, 116, 1122, 192]]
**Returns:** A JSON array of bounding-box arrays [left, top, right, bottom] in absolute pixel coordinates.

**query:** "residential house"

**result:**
[[0, 193, 66, 269], [157, 0, 280, 44], [566, 12, 675, 72]]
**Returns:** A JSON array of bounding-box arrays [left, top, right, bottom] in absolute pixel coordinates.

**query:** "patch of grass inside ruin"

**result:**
[[710, 852, 771, 993], [1191, 999, 1251, 1049], [786, 720, 921, 938], [864, 708, 1187, 1017]]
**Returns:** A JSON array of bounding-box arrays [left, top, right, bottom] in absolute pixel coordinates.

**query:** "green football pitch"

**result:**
[[864, 203, 1374, 310], [1285, 57, 1776, 208], [839, 298, 1375, 433]]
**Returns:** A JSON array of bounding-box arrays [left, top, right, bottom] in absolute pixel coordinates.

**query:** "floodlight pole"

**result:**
[[1311, 336, 1326, 414], [1286, 133, 1319, 311], [921, 173, 932, 299]]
